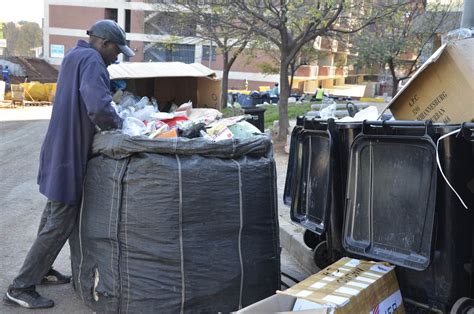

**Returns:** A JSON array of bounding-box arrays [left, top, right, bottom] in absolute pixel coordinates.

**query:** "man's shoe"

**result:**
[[41, 268, 71, 285], [3, 286, 54, 309]]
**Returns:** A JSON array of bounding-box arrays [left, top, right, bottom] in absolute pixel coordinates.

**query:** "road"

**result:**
[[0, 106, 311, 313], [0, 107, 89, 313]]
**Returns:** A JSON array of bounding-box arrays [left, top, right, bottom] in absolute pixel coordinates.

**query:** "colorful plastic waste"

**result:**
[[148, 123, 170, 139], [228, 121, 262, 139], [162, 116, 188, 128], [187, 108, 222, 125], [155, 128, 178, 138], [206, 122, 234, 142], [115, 91, 263, 141]]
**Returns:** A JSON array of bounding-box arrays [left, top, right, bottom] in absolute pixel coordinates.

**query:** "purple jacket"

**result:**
[[37, 40, 122, 204]]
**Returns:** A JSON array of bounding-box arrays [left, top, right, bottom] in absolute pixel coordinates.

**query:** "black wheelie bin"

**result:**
[[283, 117, 362, 268], [342, 121, 474, 313]]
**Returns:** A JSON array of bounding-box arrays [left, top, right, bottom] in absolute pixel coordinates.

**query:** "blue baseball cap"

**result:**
[[87, 20, 135, 57]]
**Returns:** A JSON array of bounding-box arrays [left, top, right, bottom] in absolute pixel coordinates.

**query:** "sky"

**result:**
[[1, 0, 44, 26]]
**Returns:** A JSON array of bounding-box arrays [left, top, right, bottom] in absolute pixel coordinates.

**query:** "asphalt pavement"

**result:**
[[0, 106, 313, 313]]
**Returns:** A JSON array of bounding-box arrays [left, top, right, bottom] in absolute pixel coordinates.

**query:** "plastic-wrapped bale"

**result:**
[[69, 133, 280, 313]]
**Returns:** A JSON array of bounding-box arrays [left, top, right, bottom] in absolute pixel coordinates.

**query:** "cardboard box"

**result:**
[[383, 38, 474, 123], [108, 62, 222, 110], [237, 257, 405, 313]]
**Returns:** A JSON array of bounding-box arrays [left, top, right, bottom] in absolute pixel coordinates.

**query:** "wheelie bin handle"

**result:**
[[436, 126, 469, 210], [461, 122, 474, 140], [362, 120, 431, 135]]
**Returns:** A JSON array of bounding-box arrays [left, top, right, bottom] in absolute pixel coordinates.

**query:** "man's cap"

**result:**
[[87, 20, 135, 57]]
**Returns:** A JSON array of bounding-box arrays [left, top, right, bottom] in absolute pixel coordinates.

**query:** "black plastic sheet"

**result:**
[[69, 133, 280, 313]]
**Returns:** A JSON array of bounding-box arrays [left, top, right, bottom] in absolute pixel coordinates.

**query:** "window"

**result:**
[[144, 43, 195, 64], [144, 11, 196, 37], [125, 10, 131, 33], [202, 45, 216, 61], [105, 8, 118, 22]]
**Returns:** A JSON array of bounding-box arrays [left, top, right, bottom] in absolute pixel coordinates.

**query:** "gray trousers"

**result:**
[[12, 199, 78, 289]]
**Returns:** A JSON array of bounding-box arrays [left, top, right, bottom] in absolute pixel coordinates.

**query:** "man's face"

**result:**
[[99, 39, 121, 66]]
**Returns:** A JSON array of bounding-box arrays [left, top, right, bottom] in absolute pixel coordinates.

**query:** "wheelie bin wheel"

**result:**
[[313, 241, 332, 269], [451, 297, 474, 314], [303, 230, 325, 250]]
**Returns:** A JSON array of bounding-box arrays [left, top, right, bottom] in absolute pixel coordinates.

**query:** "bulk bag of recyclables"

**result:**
[[69, 132, 281, 313]]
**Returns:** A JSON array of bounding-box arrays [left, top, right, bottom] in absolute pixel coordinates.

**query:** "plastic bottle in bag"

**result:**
[[151, 97, 159, 111], [135, 96, 149, 110], [119, 92, 137, 110]]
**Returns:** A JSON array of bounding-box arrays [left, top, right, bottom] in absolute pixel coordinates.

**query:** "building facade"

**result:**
[[44, 0, 351, 93]]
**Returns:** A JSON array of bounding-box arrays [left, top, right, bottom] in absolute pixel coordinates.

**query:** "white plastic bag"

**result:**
[[122, 117, 146, 137], [338, 106, 380, 122], [132, 105, 156, 121], [319, 97, 337, 119]]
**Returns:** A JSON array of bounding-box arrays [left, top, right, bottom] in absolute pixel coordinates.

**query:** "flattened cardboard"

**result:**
[[384, 38, 474, 123]]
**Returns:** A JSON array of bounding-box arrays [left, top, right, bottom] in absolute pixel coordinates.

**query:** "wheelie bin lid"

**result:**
[[343, 120, 437, 271], [287, 118, 335, 235], [283, 116, 310, 206]]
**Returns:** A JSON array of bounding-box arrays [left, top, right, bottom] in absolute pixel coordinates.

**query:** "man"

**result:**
[[312, 86, 325, 102], [3, 20, 134, 309], [2, 65, 10, 84], [271, 83, 279, 97]]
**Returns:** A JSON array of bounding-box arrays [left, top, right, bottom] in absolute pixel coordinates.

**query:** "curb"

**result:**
[[278, 217, 319, 275]]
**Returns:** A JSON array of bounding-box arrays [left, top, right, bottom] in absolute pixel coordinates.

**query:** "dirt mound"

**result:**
[[7, 57, 58, 83]]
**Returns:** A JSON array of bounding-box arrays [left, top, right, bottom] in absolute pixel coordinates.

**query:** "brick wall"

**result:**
[[130, 10, 144, 33], [204, 48, 276, 73], [49, 5, 105, 29], [128, 40, 144, 61]]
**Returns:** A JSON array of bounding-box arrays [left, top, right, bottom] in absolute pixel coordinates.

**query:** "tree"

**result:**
[[247, 39, 321, 93], [221, 0, 390, 141], [17, 22, 42, 57], [3, 22, 19, 56], [353, 1, 456, 96], [3, 21, 42, 57], [159, 2, 252, 109]]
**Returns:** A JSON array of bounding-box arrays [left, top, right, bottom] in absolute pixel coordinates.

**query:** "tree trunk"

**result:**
[[278, 60, 291, 142], [391, 75, 400, 97], [388, 60, 399, 97], [221, 51, 230, 109], [289, 62, 296, 93]]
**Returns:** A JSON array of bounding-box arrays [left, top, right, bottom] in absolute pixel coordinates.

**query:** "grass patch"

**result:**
[[221, 102, 312, 129], [263, 103, 313, 128]]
